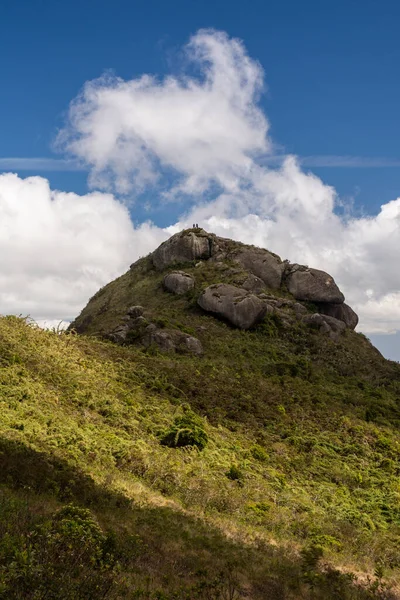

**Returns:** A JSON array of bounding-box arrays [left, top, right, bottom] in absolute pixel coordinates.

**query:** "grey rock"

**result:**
[[214, 261, 229, 270], [302, 313, 324, 328], [142, 328, 203, 355], [264, 304, 276, 316], [142, 330, 176, 352], [302, 313, 331, 334], [241, 274, 266, 294], [317, 302, 358, 330], [152, 230, 211, 270], [130, 316, 148, 328], [197, 283, 267, 329], [293, 302, 308, 319], [258, 293, 279, 302], [163, 271, 195, 295], [234, 248, 284, 290], [286, 267, 345, 303], [127, 305, 144, 318], [177, 335, 203, 355], [302, 313, 346, 338], [273, 307, 295, 328], [109, 314, 149, 344], [322, 314, 347, 334], [108, 323, 131, 344]]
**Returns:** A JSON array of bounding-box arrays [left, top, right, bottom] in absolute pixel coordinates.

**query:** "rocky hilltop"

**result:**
[[71, 228, 358, 354]]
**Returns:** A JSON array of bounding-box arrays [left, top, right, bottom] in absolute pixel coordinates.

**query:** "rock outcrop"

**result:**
[[142, 327, 203, 355], [317, 302, 358, 330], [108, 307, 203, 355], [163, 271, 195, 295], [302, 313, 347, 339], [152, 230, 211, 270], [285, 266, 345, 304], [198, 284, 267, 329], [127, 305, 144, 318], [70, 228, 359, 351], [233, 248, 284, 290]]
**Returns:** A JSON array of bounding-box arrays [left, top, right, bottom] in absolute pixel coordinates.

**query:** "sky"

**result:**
[[1, 0, 400, 359]]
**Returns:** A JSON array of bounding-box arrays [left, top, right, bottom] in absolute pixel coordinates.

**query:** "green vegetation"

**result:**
[[2, 246, 400, 599], [160, 408, 209, 450]]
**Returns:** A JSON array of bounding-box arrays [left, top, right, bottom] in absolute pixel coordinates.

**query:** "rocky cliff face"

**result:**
[[70, 228, 358, 354]]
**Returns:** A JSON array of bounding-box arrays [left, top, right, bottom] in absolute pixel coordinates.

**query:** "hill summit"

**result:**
[[71, 227, 359, 352]]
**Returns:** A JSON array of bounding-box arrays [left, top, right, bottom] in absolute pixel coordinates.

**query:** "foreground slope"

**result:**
[[2, 230, 400, 598]]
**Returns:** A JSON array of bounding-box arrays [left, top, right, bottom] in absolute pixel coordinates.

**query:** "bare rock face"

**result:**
[[163, 271, 195, 295], [317, 302, 358, 330], [152, 230, 211, 270], [285, 266, 345, 304], [234, 248, 284, 290], [198, 283, 267, 330]]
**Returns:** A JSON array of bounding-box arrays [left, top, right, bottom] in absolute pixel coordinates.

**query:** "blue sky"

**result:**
[[1, 0, 400, 359], [3, 0, 400, 214]]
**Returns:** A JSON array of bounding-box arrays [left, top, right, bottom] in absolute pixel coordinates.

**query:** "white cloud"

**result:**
[[0, 173, 167, 321], [3, 29, 400, 338], [58, 29, 268, 197]]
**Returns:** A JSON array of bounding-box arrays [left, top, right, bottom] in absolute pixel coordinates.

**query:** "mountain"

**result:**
[[1, 228, 400, 599]]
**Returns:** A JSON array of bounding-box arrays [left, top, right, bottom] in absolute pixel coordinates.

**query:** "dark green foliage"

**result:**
[[226, 465, 244, 483], [0, 502, 116, 599], [160, 409, 208, 450], [154, 317, 169, 328]]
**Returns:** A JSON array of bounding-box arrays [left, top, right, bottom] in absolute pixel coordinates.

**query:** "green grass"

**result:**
[[1, 253, 400, 599]]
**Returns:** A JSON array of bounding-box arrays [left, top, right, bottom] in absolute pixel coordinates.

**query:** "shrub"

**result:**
[[154, 317, 169, 329], [160, 410, 208, 451], [301, 543, 324, 587], [226, 465, 244, 483], [0, 504, 117, 599], [250, 444, 269, 462]]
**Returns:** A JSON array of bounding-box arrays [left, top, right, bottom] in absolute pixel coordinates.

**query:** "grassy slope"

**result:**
[[1, 253, 400, 597]]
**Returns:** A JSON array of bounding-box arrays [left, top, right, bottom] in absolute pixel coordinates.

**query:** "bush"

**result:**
[[250, 444, 269, 462], [226, 465, 244, 483], [0, 504, 117, 599], [160, 410, 208, 450]]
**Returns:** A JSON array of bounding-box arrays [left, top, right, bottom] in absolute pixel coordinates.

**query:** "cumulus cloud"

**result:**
[[0, 173, 167, 321], [58, 29, 268, 197], [3, 29, 400, 337]]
